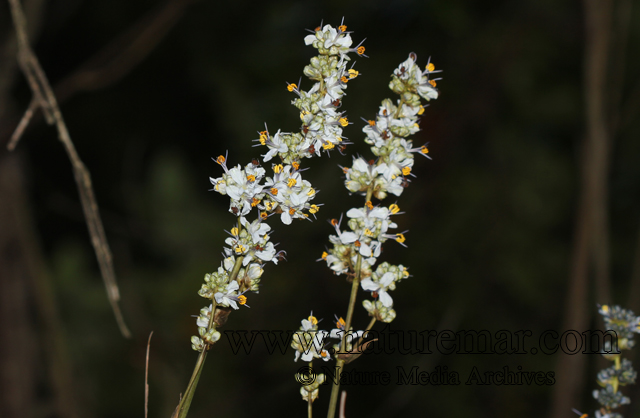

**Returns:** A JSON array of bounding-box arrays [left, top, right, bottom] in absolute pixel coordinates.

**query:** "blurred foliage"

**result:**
[[6, 0, 640, 417]]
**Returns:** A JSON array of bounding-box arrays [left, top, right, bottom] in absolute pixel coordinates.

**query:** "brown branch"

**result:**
[[2, 0, 198, 146], [145, 331, 154, 418], [550, 1, 614, 417], [626, 222, 640, 312], [7, 0, 131, 338], [339, 391, 347, 418], [7, 96, 39, 150]]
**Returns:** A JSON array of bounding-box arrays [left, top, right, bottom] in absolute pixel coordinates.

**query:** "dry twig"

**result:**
[[7, 0, 131, 338], [145, 331, 154, 418], [339, 391, 347, 418]]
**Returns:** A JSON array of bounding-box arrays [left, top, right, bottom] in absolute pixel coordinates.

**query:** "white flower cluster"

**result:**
[[321, 53, 440, 323], [321, 203, 404, 277], [259, 22, 365, 165], [291, 314, 365, 362], [361, 262, 409, 323], [349, 53, 440, 200], [192, 23, 364, 353]]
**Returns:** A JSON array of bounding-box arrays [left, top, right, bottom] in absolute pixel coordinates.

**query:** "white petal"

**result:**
[[379, 290, 393, 307], [360, 278, 378, 292]]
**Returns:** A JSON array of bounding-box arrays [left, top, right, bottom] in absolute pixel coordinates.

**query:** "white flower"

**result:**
[[263, 130, 288, 162], [361, 272, 395, 307], [241, 216, 271, 243], [214, 281, 249, 309]]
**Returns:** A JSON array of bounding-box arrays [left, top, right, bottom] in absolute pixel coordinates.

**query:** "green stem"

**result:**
[[327, 254, 362, 418], [308, 362, 314, 418], [176, 349, 208, 418], [357, 317, 377, 347], [175, 222, 246, 418], [327, 187, 375, 418]]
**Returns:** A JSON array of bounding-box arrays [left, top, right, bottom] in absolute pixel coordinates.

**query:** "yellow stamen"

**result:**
[[368, 120, 376, 126], [342, 167, 349, 174], [265, 201, 275, 211], [287, 83, 297, 92], [341, 76, 349, 83], [348, 69, 359, 79], [235, 244, 246, 254], [365, 201, 373, 210], [331, 218, 338, 226], [338, 25, 347, 32], [216, 155, 226, 165], [289, 208, 295, 215], [251, 197, 260, 207], [309, 204, 319, 214], [246, 174, 256, 182], [230, 227, 239, 236], [260, 212, 268, 220], [413, 123, 420, 129], [402, 167, 411, 176], [292, 161, 300, 170], [421, 145, 429, 154], [259, 134, 267, 145], [602, 305, 609, 314], [321, 251, 328, 260], [395, 233, 406, 244], [336, 317, 346, 329], [364, 228, 373, 236], [339, 117, 348, 127], [274, 164, 283, 173], [418, 105, 425, 115], [402, 268, 409, 278], [354, 240, 361, 248], [356, 46, 365, 55], [322, 142, 335, 150], [307, 188, 315, 197], [426, 63, 435, 72], [389, 204, 400, 214], [429, 79, 437, 87], [336, 137, 342, 142], [237, 295, 247, 305], [287, 178, 297, 188], [270, 187, 278, 195]]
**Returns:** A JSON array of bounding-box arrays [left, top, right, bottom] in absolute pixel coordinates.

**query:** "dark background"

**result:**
[[1, 0, 639, 417]]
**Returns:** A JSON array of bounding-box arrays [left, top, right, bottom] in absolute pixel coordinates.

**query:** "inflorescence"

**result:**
[[191, 22, 366, 352], [585, 305, 640, 418], [291, 23, 441, 404]]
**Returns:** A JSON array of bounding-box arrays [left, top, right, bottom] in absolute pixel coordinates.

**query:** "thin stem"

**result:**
[[328, 187, 375, 418], [176, 350, 208, 418], [357, 317, 377, 347], [307, 362, 314, 418], [327, 257, 361, 418], [175, 222, 245, 418]]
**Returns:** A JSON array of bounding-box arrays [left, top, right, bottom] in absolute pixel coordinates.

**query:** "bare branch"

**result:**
[[7, 96, 39, 150], [7, 0, 131, 338], [339, 391, 347, 418], [145, 331, 154, 418]]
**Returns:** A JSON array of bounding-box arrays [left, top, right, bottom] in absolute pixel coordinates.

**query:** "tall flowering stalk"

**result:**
[[581, 305, 640, 418], [290, 49, 441, 418], [173, 22, 365, 418]]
